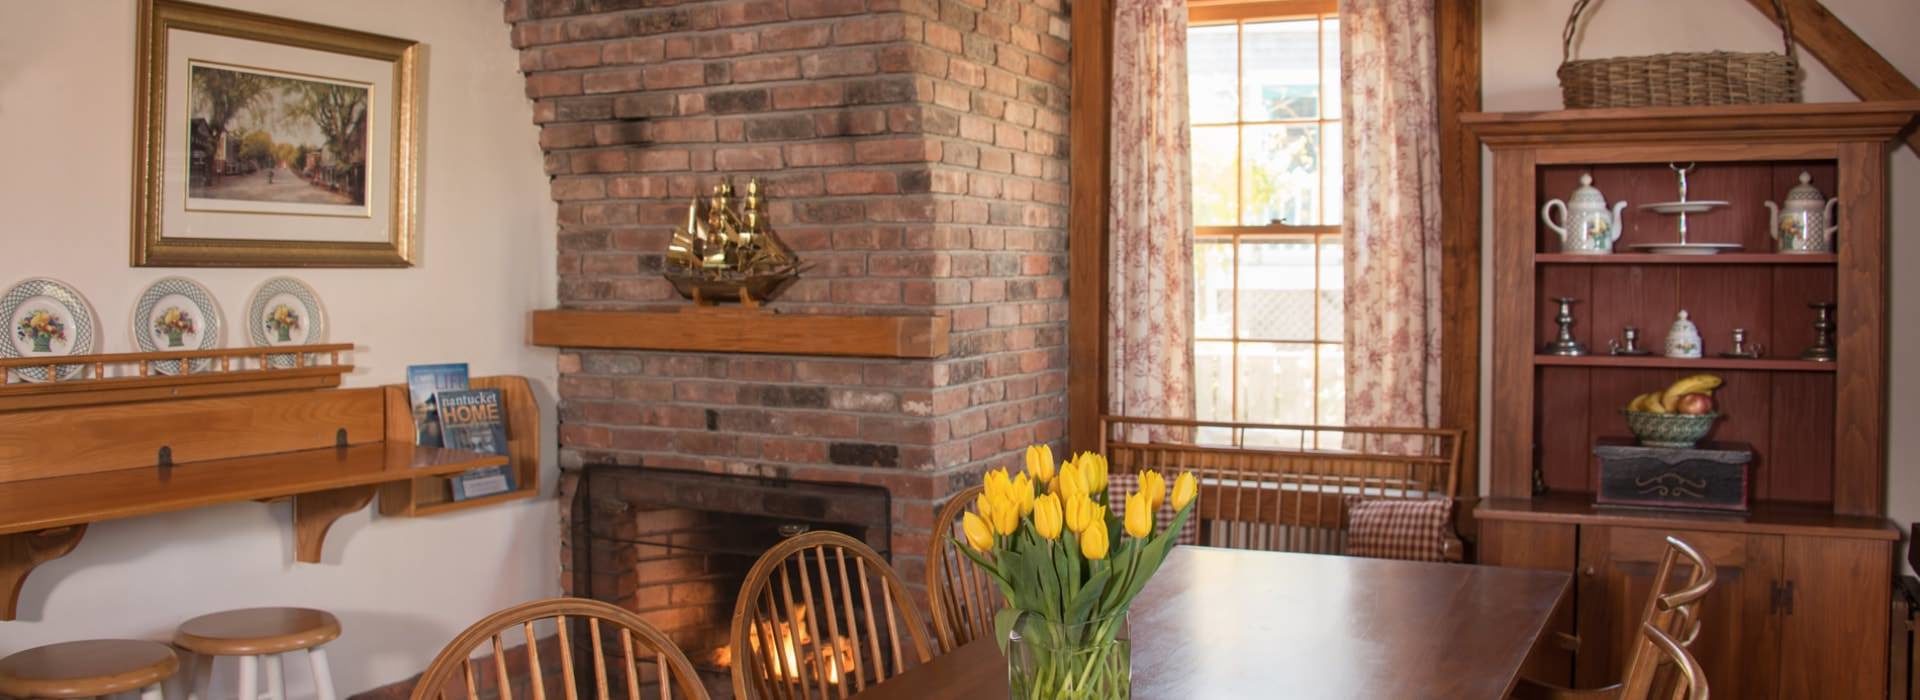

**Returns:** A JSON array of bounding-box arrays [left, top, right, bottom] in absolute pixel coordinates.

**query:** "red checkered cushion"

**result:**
[[1107, 473, 1199, 545], [1345, 498, 1454, 562]]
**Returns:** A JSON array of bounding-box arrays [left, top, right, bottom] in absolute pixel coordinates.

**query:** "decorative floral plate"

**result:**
[[246, 277, 327, 368], [1, 278, 98, 382], [133, 277, 224, 374]]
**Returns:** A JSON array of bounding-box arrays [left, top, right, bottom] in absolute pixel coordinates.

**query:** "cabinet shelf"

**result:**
[[1532, 355, 1836, 372], [1535, 253, 1836, 265]]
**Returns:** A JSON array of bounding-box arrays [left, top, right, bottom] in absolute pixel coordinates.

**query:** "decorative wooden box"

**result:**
[[1593, 439, 1752, 512]]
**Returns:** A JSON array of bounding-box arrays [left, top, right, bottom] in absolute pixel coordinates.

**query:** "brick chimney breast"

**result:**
[[508, 0, 1070, 603]]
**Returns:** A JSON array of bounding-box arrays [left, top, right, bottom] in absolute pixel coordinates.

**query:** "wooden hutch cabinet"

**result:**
[[1465, 102, 1919, 700]]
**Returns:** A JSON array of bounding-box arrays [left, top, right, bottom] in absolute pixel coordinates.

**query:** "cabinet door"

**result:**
[[1481, 520, 1579, 686], [1778, 536, 1890, 700], [1577, 526, 1782, 699]]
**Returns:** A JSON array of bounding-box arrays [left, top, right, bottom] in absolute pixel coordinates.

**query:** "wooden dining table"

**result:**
[[852, 546, 1569, 699]]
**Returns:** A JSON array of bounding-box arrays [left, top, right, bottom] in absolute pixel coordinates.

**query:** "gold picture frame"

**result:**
[[132, 0, 419, 267]]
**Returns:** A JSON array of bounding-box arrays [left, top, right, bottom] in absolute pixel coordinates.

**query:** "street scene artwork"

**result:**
[[186, 62, 369, 213]]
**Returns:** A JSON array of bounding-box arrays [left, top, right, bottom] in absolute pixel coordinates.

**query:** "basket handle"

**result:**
[[1563, 0, 1797, 65]]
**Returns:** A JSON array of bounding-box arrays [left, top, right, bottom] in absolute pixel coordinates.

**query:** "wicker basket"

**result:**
[[1558, 0, 1801, 109]]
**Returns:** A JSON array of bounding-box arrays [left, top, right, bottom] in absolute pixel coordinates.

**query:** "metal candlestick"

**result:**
[[1720, 328, 1765, 359], [1608, 325, 1650, 356], [1801, 302, 1837, 362], [1545, 297, 1588, 356]]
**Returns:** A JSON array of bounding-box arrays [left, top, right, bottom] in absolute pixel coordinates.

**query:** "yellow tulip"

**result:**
[[961, 511, 994, 552], [1080, 518, 1110, 560], [1076, 452, 1109, 494], [1172, 472, 1199, 512], [984, 467, 1013, 503], [1138, 469, 1167, 513], [1032, 493, 1063, 540], [988, 493, 1020, 535], [1025, 444, 1055, 484], [1053, 461, 1085, 500], [1124, 491, 1152, 539], [1065, 496, 1102, 535], [975, 492, 993, 519], [1011, 473, 1036, 516]]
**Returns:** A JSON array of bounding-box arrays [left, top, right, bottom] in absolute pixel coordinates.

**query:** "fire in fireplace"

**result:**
[[568, 465, 891, 695]]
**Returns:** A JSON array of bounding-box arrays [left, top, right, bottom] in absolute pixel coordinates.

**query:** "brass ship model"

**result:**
[[664, 178, 801, 305]]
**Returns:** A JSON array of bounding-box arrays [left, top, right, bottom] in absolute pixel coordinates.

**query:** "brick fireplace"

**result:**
[[503, 0, 1071, 690]]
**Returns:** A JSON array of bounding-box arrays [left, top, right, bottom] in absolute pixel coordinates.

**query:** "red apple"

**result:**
[[1674, 392, 1715, 415]]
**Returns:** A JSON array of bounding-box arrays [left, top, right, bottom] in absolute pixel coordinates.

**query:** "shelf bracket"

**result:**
[[292, 485, 376, 564], [1, 525, 88, 621]]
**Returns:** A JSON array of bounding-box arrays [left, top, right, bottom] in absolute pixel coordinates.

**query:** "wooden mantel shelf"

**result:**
[[530, 308, 950, 358]]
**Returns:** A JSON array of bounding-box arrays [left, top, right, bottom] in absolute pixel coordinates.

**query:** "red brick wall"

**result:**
[[506, 0, 1071, 593]]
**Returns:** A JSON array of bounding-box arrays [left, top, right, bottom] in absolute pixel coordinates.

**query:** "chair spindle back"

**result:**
[[410, 597, 708, 700], [927, 485, 1005, 653]]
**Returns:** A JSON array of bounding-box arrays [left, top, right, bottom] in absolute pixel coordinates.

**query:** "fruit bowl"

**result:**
[[1623, 410, 1718, 448]]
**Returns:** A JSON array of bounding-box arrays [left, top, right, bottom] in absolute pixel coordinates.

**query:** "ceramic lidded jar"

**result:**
[[1765, 172, 1838, 254], [1665, 310, 1703, 359], [1541, 174, 1627, 255]]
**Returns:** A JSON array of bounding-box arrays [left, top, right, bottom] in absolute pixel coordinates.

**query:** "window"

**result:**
[[1188, 2, 1343, 442]]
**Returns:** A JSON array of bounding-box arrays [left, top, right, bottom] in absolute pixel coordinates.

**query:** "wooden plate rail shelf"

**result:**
[[1464, 102, 1917, 700], [0, 344, 539, 621]]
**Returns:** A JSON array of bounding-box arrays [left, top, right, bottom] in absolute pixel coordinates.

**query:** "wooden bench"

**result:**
[[1099, 416, 1465, 559], [0, 352, 537, 621]]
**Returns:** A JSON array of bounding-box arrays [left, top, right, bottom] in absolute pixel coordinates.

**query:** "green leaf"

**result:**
[[1067, 567, 1111, 624], [994, 607, 1024, 653]]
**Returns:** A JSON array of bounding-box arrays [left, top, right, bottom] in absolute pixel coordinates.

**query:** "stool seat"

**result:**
[[174, 607, 341, 656], [0, 639, 179, 698]]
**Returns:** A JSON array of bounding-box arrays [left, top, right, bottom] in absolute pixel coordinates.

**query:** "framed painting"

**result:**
[[132, 0, 419, 267]]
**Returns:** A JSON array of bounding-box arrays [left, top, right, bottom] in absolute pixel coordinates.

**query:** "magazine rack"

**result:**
[[377, 375, 540, 516], [0, 360, 535, 621]]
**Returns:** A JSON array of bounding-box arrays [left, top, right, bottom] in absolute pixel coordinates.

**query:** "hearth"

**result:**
[[568, 465, 891, 694]]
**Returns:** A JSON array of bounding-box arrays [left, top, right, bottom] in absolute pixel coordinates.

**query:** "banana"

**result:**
[[1628, 392, 1667, 414], [1659, 374, 1723, 411]]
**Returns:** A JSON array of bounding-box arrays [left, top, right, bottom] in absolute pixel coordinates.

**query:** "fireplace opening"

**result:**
[[570, 466, 892, 695]]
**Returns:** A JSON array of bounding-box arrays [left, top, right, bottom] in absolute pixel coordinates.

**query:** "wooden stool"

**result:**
[[0, 639, 179, 700], [173, 608, 339, 700]]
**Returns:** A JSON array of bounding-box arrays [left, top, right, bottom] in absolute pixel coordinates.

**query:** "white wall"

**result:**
[[0, 0, 560, 694], [1480, 0, 1920, 569]]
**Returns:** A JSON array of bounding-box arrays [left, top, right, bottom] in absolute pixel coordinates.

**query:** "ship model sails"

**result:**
[[664, 178, 801, 305]]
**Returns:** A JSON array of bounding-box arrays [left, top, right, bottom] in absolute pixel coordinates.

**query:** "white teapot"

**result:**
[[1764, 172, 1838, 254], [1541, 174, 1627, 255]]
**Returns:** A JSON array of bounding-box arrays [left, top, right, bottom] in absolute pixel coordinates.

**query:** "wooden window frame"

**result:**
[[1187, 4, 1343, 432], [1069, 0, 1484, 514]]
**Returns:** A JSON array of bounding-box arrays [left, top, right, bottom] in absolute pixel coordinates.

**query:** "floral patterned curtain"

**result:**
[[1341, 0, 1443, 432], [1107, 0, 1195, 441]]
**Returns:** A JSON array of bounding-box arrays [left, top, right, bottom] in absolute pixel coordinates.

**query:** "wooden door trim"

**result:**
[[1067, 0, 1113, 451]]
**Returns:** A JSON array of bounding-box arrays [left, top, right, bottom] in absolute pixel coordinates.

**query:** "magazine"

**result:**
[[405, 363, 468, 448]]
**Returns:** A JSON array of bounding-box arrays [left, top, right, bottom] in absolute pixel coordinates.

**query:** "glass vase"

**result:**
[[1006, 614, 1130, 700]]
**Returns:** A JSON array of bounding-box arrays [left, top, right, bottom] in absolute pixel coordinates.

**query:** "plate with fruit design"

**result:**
[[1623, 374, 1722, 448], [1, 278, 98, 383], [246, 277, 327, 369], [133, 277, 224, 375]]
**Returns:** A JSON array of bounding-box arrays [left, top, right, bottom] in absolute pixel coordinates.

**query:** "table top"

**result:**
[[851, 547, 1570, 700], [0, 442, 505, 535]]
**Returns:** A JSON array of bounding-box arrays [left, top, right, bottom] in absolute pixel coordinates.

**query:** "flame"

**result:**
[[740, 607, 857, 685]]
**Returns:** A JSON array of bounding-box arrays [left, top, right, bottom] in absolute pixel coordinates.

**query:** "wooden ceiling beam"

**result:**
[[1744, 0, 1920, 154]]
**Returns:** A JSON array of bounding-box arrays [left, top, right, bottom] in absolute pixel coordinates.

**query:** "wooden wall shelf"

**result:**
[[0, 375, 537, 621], [1532, 355, 1836, 372], [0, 344, 354, 412], [529, 308, 949, 358]]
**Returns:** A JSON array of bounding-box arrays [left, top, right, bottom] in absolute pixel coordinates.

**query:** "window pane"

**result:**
[[1318, 237, 1343, 341], [1192, 126, 1238, 226], [1321, 121, 1343, 226], [1189, 24, 1239, 124], [1194, 238, 1234, 339], [1241, 20, 1319, 121], [1317, 343, 1345, 428], [1236, 342, 1316, 426], [1195, 341, 1235, 423], [1237, 237, 1317, 341], [1241, 124, 1320, 226], [1321, 18, 1341, 119]]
